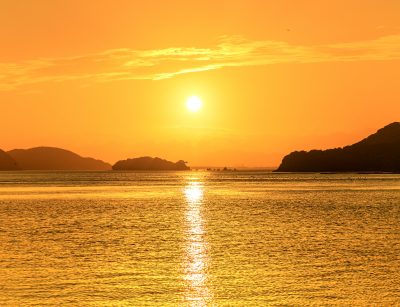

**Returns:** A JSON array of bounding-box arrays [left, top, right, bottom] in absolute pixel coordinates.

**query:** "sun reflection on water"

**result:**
[[183, 180, 211, 306]]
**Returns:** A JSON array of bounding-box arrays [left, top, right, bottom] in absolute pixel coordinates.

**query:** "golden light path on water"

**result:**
[[183, 178, 211, 306]]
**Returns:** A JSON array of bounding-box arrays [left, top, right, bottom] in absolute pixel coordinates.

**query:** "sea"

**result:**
[[0, 171, 399, 306]]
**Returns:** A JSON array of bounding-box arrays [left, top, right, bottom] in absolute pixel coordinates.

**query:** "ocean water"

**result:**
[[0, 171, 399, 306]]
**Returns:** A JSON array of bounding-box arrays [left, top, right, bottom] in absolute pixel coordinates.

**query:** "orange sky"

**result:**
[[1, 0, 400, 166]]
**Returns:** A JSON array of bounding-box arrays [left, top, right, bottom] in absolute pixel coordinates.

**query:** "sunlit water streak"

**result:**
[[183, 179, 211, 306]]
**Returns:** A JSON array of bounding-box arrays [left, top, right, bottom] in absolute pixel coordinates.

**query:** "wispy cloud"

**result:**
[[1, 35, 400, 90]]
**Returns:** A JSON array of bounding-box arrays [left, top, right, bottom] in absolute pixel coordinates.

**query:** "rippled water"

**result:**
[[0, 171, 399, 306]]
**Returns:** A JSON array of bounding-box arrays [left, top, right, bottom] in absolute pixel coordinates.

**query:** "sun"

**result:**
[[186, 96, 203, 112]]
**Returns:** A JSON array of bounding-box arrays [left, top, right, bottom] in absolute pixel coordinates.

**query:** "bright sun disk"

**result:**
[[186, 96, 202, 112]]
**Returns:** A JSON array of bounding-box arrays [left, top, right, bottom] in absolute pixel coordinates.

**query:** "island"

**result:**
[[276, 122, 400, 172], [0, 149, 19, 170], [112, 156, 190, 171], [7, 147, 112, 170]]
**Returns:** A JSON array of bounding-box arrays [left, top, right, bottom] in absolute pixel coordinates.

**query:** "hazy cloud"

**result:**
[[1, 35, 400, 90]]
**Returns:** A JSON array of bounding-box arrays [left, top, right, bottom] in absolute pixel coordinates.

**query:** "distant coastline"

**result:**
[[0, 147, 190, 171], [276, 122, 400, 173], [6, 147, 111, 171], [1, 122, 399, 172]]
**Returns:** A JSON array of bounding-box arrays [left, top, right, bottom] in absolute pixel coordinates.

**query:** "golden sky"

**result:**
[[1, 0, 400, 166]]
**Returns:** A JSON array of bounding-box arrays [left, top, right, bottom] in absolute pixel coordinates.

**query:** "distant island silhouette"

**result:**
[[113, 156, 190, 171], [7, 147, 111, 170], [276, 122, 400, 172], [1, 122, 399, 172], [0, 149, 19, 170]]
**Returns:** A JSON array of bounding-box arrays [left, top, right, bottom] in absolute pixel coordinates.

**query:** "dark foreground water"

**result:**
[[0, 171, 399, 306]]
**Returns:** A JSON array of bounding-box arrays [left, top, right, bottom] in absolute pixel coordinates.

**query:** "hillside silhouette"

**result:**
[[276, 122, 400, 172], [8, 147, 112, 170], [113, 156, 190, 170], [0, 149, 19, 170]]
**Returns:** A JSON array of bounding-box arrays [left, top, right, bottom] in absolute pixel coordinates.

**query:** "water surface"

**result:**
[[0, 171, 399, 306]]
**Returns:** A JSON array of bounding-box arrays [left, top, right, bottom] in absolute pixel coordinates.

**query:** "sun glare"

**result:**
[[186, 96, 203, 112]]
